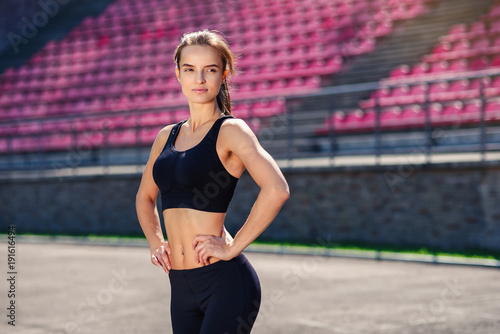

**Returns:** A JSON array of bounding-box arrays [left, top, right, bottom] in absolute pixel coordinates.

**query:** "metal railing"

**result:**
[[1, 68, 500, 175]]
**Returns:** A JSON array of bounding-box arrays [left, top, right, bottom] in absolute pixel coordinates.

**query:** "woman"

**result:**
[[135, 29, 290, 334]]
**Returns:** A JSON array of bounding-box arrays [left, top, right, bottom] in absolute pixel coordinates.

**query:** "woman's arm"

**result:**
[[193, 119, 290, 265], [136, 126, 173, 272]]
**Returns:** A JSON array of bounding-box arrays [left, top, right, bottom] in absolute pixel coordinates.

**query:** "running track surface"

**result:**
[[1, 242, 499, 334]]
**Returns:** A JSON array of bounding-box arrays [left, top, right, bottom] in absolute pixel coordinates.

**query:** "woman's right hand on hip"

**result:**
[[151, 241, 172, 273]]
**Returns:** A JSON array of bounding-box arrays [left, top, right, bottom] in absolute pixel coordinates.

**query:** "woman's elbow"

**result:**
[[272, 182, 290, 204], [281, 185, 290, 202]]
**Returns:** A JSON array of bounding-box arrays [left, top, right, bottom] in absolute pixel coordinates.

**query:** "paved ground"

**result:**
[[1, 242, 499, 334]]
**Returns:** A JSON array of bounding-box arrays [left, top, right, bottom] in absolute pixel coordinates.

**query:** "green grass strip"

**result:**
[[2, 232, 499, 260]]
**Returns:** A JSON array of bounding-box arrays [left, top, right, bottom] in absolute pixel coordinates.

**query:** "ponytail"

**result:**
[[217, 79, 232, 115]]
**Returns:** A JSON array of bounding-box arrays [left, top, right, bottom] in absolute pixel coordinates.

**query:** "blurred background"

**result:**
[[1, 0, 500, 256]]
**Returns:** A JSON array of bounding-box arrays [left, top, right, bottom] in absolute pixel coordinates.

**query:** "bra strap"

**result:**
[[166, 119, 187, 147], [210, 115, 233, 139]]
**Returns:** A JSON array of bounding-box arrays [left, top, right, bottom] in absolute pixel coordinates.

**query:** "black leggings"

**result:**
[[168, 253, 261, 334]]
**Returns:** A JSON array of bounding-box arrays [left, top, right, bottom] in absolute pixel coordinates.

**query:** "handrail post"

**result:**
[[135, 110, 141, 171], [424, 82, 431, 164], [103, 114, 110, 175], [327, 93, 335, 166], [71, 114, 78, 176], [479, 77, 486, 163], [39, 119, 45, 178], [286, 103, 293, 167], [374, 89, 381, 166]]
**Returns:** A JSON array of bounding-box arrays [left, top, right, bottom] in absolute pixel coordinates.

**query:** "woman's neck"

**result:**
[[186, 101, 224, 132]]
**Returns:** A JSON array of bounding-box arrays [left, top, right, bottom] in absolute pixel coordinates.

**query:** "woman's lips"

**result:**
[[192, 89, 208, 93]]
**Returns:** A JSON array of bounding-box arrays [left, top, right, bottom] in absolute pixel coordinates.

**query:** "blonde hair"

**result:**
[[174, 29, 237, 115]]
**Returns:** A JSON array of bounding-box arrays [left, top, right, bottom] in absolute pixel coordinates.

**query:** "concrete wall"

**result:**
[[1, 162, 500, 253]]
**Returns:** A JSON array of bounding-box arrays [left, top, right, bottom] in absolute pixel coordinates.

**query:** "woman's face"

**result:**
[[175, 45, 228, 106]]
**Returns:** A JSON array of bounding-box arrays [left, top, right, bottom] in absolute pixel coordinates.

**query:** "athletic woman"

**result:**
[[135, 29, 290, 334]]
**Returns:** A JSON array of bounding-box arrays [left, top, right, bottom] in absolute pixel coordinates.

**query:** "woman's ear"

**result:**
[[175, 66, 180, 82]]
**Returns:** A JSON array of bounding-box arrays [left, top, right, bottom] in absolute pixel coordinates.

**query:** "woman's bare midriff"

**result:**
[[163, 208, 226, 270]]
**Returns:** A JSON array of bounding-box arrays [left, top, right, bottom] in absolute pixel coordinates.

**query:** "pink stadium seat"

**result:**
[[448, 58, 468, 72], [491, 55, 500, 67], [402, 105, 425, 127], [360, 109, 376, 130], [451, 39, 470, 53], [330, 111, 347, 132], [486, 75, 500, 95], [108, 129, 137, 147], [429, 81, 450, 101], [17, 123, 41, 135], [342, 109, 366, 131], [469, 77, 490, 90], [442, 102, 465, 124], [409, 83, 428, 103], [380, 107, 403, 129], [490, 4, 500, 16], [372, 20, 393, 37], [492, 36, 500, 47], [490, 20, 500, 33], [429, 102, 445, 125], [390, 65, 410, 78], [469, 21, 486, 34], [360, 87, 391, 108], [430, 60, 449, 73], [432, 41, 452, 55], [390, 84, 411, 104], [11, 136, 40, 153], [471, 37, 490, 51], [469, 56, 489, 70], [463, 99, 482, 121], [44, 133, 72, 151], [253, 99, 281, 118], [0, 138, 8, 154], [449, 79, 470, 99], [411, 62, 430, 76], [485, 99, 500, 120], [138, 126, 160, 145]]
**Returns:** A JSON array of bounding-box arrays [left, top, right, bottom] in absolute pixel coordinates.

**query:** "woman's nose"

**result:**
[[195, 71, 206, 84]]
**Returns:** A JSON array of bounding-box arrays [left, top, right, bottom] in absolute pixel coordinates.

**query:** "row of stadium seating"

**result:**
[[316, 97, 500, 134], [0, 0, 433, 110], [0, 0, 434, 154], [0, 98, 283, 138], [316, 0, 500, 135]]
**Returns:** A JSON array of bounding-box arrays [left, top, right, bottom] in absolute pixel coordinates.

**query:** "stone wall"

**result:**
[[225, 163, 500, 253], [1, 162, 499, 253]]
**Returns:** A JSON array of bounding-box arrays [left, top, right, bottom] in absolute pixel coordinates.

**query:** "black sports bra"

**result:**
[[152, 115, 239, 213]]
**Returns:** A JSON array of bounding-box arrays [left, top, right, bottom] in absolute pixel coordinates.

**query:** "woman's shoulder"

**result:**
[[221, 116, 253, 134], [219, 116, 258, 145], [157, 122, 177, 138], [151, 121, 180, 151]]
